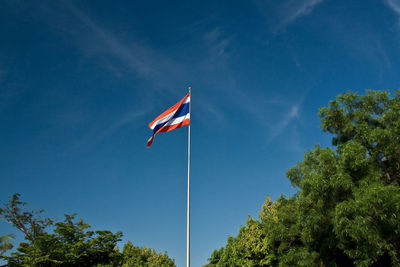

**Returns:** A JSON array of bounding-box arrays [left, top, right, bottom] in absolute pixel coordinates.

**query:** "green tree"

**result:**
[[4, 214, 123, 266], [1, 193, 176, 266], [207, 90, 400, 267], [0, 193, 53, 242], [0, 194, 122, 266], [0, 234, 13, 255], [315, 90, 400, 266], [207, 197, 275, 267], [121, 241, 175, 267]]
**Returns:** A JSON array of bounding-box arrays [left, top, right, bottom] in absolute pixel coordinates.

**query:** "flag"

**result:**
[[147, 92, 190, 147]]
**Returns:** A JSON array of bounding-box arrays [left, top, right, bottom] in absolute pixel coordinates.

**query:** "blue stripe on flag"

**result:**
[[152, 102, 189, 134]]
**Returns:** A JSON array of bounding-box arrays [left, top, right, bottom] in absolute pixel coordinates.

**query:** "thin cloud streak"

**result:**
[[386, 0, 400, 26], [255, 0, 325, 31], [62, 2, 186, 94], [203, 27, 234, 58], [199, 26, 306, 141], [270, 103, 300, 138], [386, 0, 400, 14], [65, 109, 148, 154], [95, 110, 148, 143], [279, 0, 325, 28]]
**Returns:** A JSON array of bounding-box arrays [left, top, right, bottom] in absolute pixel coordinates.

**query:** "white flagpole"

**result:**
[[187, 87, 191, 267]]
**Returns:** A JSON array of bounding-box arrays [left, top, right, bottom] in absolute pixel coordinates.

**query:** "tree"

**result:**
[[2, 214, 123, 266], [121, 241, 175, 267], [0, 193, 53, 242], [0, 234, 13, 255], [1, 193, 176, 266], [207, 90, 400, 266], [0, 194, 123, 266], [206, 197, 276, 267], [315, 90, 400, 265]]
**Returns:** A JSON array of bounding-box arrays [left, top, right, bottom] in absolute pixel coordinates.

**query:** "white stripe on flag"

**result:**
[[163, 113, 190, 127], [149, 96, 190, 130], [149, 109, 179, 130]]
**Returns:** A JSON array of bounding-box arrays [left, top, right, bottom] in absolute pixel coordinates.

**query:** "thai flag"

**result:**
[[147, 92, 190, 147]]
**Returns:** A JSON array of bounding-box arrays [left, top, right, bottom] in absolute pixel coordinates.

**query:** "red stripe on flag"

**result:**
[[147, 118, 190, 148], [148, 93, 190, 128], [147, 136, 155, 148], [157, 118, 190, 133]]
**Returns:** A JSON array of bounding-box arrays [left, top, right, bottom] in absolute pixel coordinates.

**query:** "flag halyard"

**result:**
[[147, 92, 190, 147]]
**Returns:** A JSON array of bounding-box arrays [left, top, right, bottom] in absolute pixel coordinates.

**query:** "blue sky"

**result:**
[[1, 0, 400, 266]]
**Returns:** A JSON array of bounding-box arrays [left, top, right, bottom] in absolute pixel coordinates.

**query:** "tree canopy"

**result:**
[[0, 194, 175, 267], [207, 90, 400, 267], [0, 235, 13, 256], [121, 241, 175, 267]]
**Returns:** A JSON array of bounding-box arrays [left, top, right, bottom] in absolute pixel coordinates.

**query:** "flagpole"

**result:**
[[187, 87, 191, 267]]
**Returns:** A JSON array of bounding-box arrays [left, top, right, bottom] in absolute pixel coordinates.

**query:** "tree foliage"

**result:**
[[121, 241, 175, 267], [0, 234, 13, 255], [0, 194, 175, 267], [207, 90, 400, 267], [0, 193, 53, 242]]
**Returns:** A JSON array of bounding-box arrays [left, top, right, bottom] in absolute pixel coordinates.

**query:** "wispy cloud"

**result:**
[[94, 110, 147, 143], [385, 0, 400, 25], [321, 13, 392, 75], [255, 0, 325, 32], [279, 0, 324, 28], [203, 27, 233, 58], [199, 25, 305, 141], [269, 103, 301, 138], [62, 108, 148, 154], [56, 1, 187, 95], [386, 0, 400, 14]]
